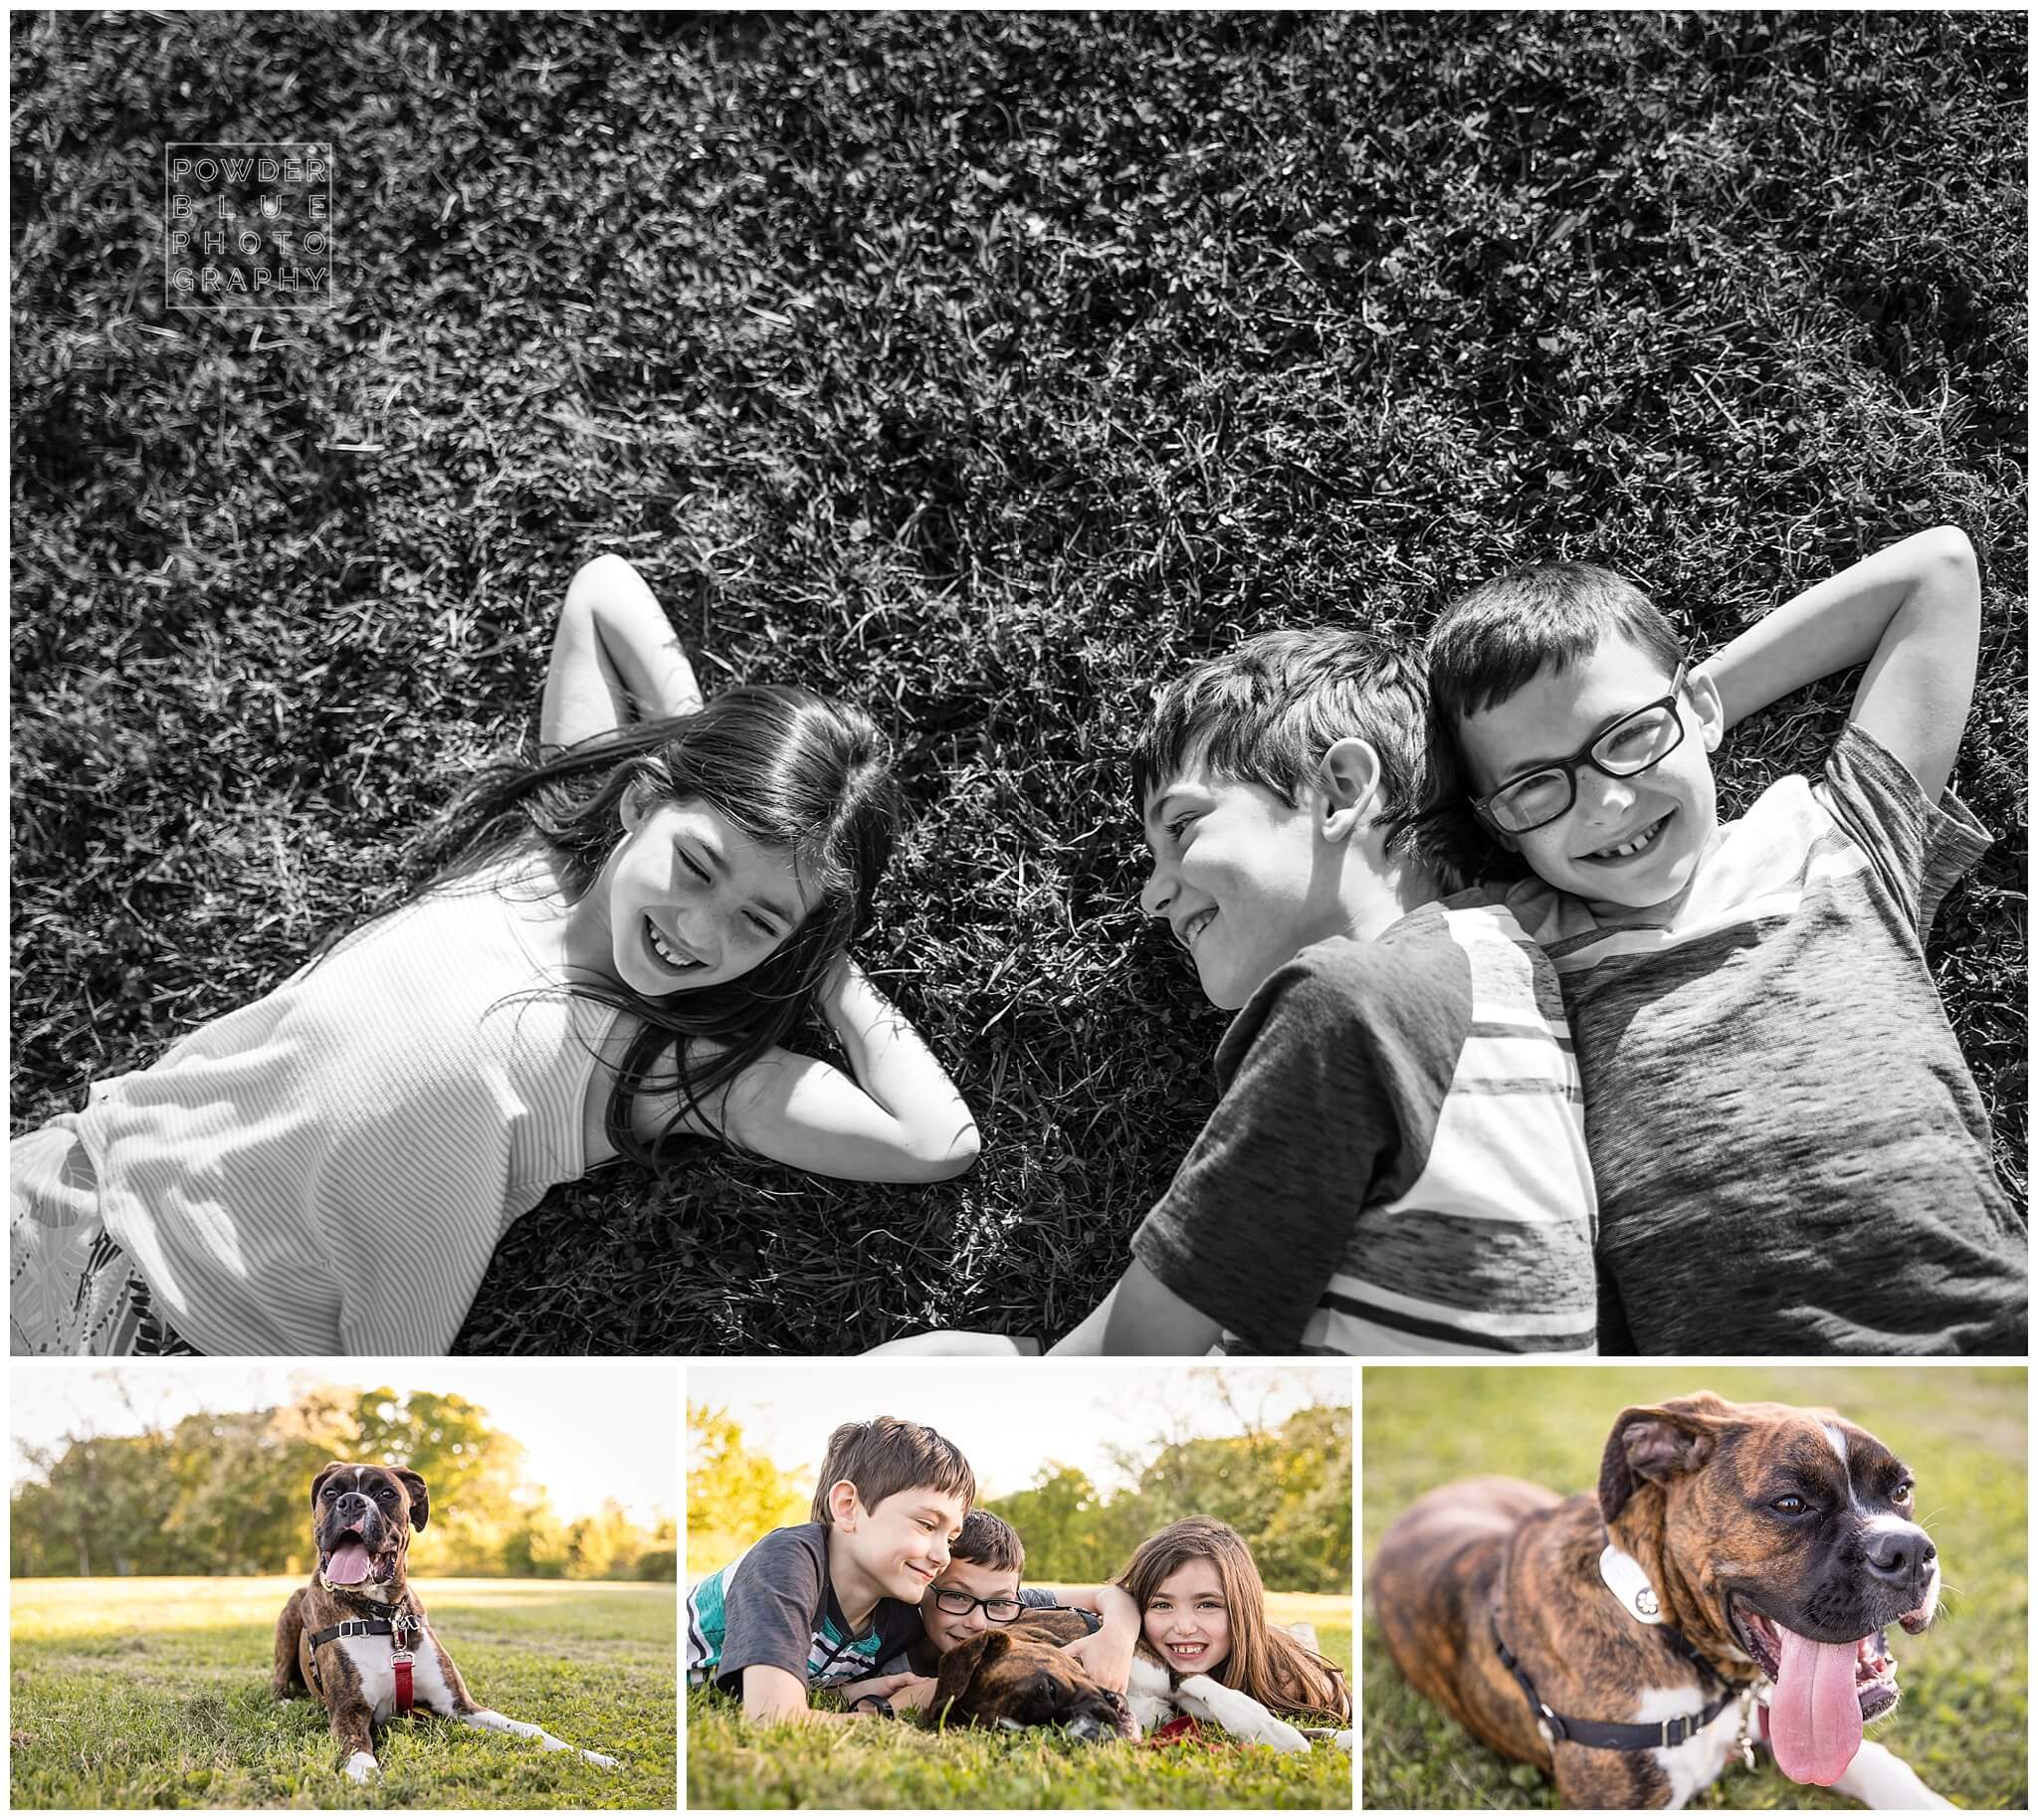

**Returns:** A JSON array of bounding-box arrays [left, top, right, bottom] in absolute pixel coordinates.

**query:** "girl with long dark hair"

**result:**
[[11, 554, 978, 1355], [1119, 1517, 1352, 1726]]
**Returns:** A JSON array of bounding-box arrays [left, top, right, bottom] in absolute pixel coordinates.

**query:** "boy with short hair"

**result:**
[[1421, 525, 2025, 1353], [1057, 627, 1600, 1354], [685, 1415, 974, 1725], [861, 1509, 1111, 1683], [867, 629, 1597, 1357]]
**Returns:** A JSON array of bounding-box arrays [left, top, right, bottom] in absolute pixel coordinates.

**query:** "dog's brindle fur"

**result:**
[[930, 1609, 1135, 1739], [273, 1460, 613, 1779], [1372, 1394, 1940, 1808]]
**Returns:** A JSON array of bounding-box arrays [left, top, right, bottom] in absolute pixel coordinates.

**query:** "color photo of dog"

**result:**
[[273, 1461, 617, 1782], [1366, 1384, 1999, 1810]]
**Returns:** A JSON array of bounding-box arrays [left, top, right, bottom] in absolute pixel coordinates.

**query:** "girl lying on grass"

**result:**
[[1124, 1517, 1351, 1731], [10, 554, 979, 1356]]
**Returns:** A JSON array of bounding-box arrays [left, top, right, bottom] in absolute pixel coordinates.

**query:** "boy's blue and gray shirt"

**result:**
[[687, 1521, 923, 1694], [1507, 721, 2025, 1355]]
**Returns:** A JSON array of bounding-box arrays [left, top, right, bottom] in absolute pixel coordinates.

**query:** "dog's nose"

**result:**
[[1866, 1527, 1936, 1590]]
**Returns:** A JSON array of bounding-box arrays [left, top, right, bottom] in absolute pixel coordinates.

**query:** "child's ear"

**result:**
[[826, 1479, 862, 1529], [1688, 670, 1726, 753], [1316, 737, 1381, 843]]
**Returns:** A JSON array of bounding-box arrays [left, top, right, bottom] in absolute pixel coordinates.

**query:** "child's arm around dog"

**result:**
[[1696, 524, 1981, 797]]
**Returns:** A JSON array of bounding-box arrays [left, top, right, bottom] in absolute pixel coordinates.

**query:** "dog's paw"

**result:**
[[578, 1748, 618, 1768], [1330, 1728, 1353, 1752], [342, 1751, 379, 1783]]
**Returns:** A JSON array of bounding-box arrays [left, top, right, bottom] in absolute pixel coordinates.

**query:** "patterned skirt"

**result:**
[[10, 1127, 201, 1356]]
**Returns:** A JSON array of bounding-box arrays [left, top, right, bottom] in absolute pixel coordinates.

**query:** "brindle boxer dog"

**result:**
[[272, 1461, 616, 1783], [932, 1609, 1325, 1753], [930, 1609, 1136, 1741], [1372, 1393, 1949, 1810]]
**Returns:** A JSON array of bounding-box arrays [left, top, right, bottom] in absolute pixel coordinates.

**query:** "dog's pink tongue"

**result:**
[[326, 1541, 372, 1586], [1768, 1624, 1863, 1785]]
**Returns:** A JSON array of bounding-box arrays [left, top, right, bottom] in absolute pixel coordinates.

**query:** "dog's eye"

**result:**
[[1893, 1479, 1914, 1504], [1770, 1494, 1807, 1515]]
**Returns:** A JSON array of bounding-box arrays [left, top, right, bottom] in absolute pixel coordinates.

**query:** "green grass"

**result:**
[[8, 1576, 676, 1809], [10, 13, 2024, 1351], [1360, 1367, 2027, 1809], [687, 1606, 1353, 1808]]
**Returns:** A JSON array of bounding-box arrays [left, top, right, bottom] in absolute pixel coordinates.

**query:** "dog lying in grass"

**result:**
[[929, 1609, 1348, 1753]]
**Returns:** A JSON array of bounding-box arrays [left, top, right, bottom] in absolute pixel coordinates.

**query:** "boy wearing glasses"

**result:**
[[846, 1510, 1121, 1703], [1421, 525, 2025, 1354]]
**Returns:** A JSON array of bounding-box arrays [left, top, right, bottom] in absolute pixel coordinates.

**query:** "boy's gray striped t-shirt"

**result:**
[[1507, 721, 2024, 1355], [1132, 898, 1598, 1355], [688, 1522, 922, 1694]]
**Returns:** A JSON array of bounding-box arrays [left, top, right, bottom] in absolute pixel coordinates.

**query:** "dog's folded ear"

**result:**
[[1599, 1393, 1732, 1524], [396, 1469, 430, 1531], [309, 1462, 349, 1511], [931, 1629, 1010, 1721]]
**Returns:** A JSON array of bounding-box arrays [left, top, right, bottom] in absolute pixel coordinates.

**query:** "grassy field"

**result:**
[[11, 13, 2025, 1352], [687, 1592, 1352, 1808], [1360, 1366, 2027, 1810], [8, 1576, 676, 1809]]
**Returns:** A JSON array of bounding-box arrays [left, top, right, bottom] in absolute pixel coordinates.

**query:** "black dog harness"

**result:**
[[308, 1605, 423, 1716], [1491, 1609, 1740, 1751]]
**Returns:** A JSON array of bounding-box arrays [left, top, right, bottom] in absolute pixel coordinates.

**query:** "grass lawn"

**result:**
[[11, 13, 2024, 1352], [1360, 1366, 2027, 1810], [8, 1576, 677, 1809], [687, 1592, 1352, 1808]]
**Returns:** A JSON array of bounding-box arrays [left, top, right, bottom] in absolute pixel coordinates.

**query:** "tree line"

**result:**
[[688, 1393, 1351, 1592], [11, 1385, 676, 1580]]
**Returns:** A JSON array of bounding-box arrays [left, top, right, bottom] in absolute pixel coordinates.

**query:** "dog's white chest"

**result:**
[[1123, 1654, 1311, 1754], [1629, 1688, 1742, 1810], [333, 1628, 459, 1722]]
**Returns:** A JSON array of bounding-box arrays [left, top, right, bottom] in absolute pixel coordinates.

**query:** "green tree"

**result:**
[[351, 1388, 530, 1574], [687, 1404, 808, 1554], [997, 1465, 1120, 1582], [13, 1432, 178, 1576]]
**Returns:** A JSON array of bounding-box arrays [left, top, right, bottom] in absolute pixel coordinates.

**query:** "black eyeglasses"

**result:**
[[930, 1588, 1025, 1622], [1471, 662, 1690, 835]]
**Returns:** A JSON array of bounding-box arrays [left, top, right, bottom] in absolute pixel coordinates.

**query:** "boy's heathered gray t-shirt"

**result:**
[[1505, 721, 2025, 1355], [685, 1522, 922, 1694]]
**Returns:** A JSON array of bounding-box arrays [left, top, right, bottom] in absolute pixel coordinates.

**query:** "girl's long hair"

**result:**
[[400, 685, 901, 1167], [1117, 1517, 1352, 1723]]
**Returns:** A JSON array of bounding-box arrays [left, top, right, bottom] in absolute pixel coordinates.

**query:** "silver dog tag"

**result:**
[[1598, 1544, 1664, 1624]]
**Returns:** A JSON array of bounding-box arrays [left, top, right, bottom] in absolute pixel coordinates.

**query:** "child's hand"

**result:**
[[860, 1330, 1041, 1357], [1062, 1588, 1140, 1694], [839, 1671, 924, 1715], [884, 1674, 939, 1714]]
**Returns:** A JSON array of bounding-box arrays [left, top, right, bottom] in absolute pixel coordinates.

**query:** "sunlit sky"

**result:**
[[688, 1362, 1350, 1501], [10, 1361, 676, 1525]]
